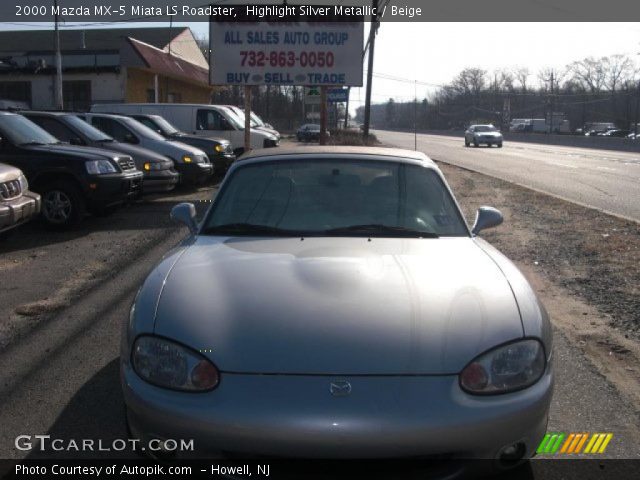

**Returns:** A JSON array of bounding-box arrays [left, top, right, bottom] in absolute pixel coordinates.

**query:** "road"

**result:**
[[0, 168, 638, 480], [375, 130, 640, 222]]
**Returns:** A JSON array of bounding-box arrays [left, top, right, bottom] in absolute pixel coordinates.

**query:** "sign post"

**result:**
[[244, 86, 251, 153], [320, 87, 328, 145]]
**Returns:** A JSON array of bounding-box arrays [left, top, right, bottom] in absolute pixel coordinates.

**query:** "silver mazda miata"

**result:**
[[121, 147, 553, 466]]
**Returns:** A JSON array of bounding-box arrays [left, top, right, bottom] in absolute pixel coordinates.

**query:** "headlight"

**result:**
[[132, 335, 220, 392], [18, 174, 29, 191], [459, 339, 546, 395], [182, 155, 192, 163], [214, 144, 225, 153], [85, 160, 117, 175], [143, 162, 166, 171]]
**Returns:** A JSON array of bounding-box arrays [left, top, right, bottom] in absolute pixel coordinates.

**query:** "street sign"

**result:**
[[327, 87, 348, 103], [209, 22, 364, 86]]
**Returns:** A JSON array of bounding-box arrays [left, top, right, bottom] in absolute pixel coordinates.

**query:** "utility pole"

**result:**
[[363, 0, 378, 140], [320, 86, 328, 145], [413, 80, 417, 150], [53, 0, 63, 110], [548, 70, 554, 134], [635, 81, 640, 138], [343, 87, 350, 129]]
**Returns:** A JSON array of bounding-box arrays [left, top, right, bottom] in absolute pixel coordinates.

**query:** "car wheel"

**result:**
[[473, 140, 479, 147], [41, 180, 85, 228], [498, 143, 503, 148], [464, 140, 470, 147]]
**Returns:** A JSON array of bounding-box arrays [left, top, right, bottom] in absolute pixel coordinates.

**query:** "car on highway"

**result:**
[[0, 112, 142, 228], [465, 124, 503, 147], [21, 111, 179, 193], [296, 123, 328, 142], [0, 162, 40, 237], [125, 114, 236, 173], [122, 146, 553, 469], [598, 129, 631, 137], [81, 113, 213, 185]]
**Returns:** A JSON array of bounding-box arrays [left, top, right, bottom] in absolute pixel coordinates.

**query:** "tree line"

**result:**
[[354, 54, 640, 131]]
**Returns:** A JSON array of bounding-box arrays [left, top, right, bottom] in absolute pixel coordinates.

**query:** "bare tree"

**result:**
[[603, 54, 635, 92], [514, 67, 530, 92], [568, 57, 606, 93]]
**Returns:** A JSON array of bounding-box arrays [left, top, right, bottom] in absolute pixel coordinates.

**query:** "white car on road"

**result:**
[[465, 125, 503, 148]]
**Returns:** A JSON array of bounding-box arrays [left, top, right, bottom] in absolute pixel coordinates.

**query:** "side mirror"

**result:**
[[170, 202, 198, 235], [69, 137, 84, 146], [471, 206, 503, 235]]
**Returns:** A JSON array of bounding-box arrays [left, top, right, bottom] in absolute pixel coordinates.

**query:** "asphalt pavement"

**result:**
[[374, 130, 640, 222]]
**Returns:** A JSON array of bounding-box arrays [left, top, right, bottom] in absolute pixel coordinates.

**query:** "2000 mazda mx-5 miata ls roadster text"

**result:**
[[121, 147, 553, 469]]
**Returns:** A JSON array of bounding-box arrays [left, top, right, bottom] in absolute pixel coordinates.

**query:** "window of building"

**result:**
[[0, 81, 32, 105], [63, 80, 91, 112]]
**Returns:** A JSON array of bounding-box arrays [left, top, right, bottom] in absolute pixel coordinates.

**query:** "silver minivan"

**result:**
[[82, 113, 213, 184], [90, 104, 279, 155]]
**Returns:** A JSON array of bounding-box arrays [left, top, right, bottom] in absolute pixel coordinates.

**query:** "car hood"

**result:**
[[160, 140, 207, 158], [153, 237, 524, 375], [0, 162, 21, 182], [28, 143, 128, 161], [94, 141, 169, 164]]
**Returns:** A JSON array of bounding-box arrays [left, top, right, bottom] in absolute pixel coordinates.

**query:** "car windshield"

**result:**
[[228, 107, 258, 128], [147, 115, 181, 136], [474, 125, 497, 132], [0, 114, 59, 145], [64, 115, 113, 142], [203, 158, 468, 237], [303, 124, 320, 131], [249, 111, 265, 127], [120, 117, 166, 141]]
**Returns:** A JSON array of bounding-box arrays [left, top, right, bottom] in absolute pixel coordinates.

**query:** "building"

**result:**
[[0, 27, 212, 111]]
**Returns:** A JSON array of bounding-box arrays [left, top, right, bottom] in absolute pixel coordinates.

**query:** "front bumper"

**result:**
[[476, 136, 502, 144], [176, 162, 214, 184], [0, 191, 41, 233], [122, 361, 553, 459], [208, 153, 236, 171], [142, 168, 180, 193], [85, 171, 143, 209]]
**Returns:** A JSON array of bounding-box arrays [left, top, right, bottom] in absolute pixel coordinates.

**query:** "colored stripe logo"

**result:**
[[537, 433, 613, 455]]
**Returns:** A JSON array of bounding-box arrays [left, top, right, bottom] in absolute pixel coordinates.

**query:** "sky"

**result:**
[[2, 21, 640, 113]]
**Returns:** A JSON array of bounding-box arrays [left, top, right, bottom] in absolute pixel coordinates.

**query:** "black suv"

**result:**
[[0, 112, 143, 228], [129, 114, 236, 172], [21, 111, 178, 193]]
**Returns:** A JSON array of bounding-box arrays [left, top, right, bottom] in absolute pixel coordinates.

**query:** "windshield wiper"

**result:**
[[202, 223, 303, 236], [323, 224, 439, 238]]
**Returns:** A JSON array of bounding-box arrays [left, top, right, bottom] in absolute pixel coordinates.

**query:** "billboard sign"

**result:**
[[210, 22, 364, 86], [327, 87, 349, 102]]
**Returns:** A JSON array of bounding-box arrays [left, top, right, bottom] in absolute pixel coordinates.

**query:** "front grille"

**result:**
[[0, 179, 21, 200], [117, 158, 136, 171]]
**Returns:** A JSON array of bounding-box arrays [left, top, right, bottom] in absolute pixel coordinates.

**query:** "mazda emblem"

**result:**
[[329, 381, 352, 397]]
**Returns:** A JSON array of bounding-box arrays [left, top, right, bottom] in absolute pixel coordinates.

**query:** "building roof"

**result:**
[[126, 38, 209, 86], [0, 27, 189, 53]]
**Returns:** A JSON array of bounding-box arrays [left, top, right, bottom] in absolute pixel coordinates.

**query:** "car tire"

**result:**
[[498, 143, 503, 148], [473, 140, 479, 147], [464, 140, 470, 147], [40, 180, 85, 229]]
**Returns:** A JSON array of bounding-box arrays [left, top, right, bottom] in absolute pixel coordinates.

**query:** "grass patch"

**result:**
[[327, 129, 380, 146]]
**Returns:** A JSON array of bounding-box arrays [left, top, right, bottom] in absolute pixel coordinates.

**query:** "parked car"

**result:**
[[0, 112, 142, 227], [223, 105, 281, 141], [627, 132, 637, 140], [90, 104, 279, 155], [125, 114, 235, 173], [296, 123, 327, 142], [81, 113, 213, 185], [122, 146, 553, 469], [21, 111, 178, 193], [599, 129, 631, 137], [465, 125, 503, 147], [0, 162, 40, 236]]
